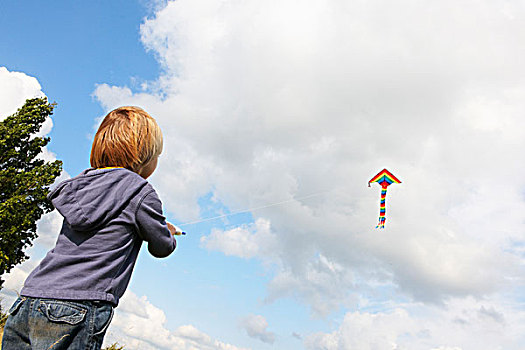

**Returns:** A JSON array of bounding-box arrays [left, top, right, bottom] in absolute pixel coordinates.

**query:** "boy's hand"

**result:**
[[167, 222, 185, 235]]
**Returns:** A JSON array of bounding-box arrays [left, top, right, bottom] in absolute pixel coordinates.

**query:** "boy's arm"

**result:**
[[136, 190, 176, 258]]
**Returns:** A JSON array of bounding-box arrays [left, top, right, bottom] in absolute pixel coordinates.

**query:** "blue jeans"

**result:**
[[2, 296, 114, 350]]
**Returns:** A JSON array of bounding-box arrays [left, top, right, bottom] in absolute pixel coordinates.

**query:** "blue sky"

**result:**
[[2, 1, 525, 349]]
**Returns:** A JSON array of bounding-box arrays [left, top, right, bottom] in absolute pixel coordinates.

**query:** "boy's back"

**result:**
[[21, 167, 176, 306]]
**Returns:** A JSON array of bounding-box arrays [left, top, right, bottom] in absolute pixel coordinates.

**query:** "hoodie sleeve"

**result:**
[[135, 190, 176, 258]]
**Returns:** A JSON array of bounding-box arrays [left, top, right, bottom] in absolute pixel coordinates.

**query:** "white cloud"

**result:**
[[200, 218, 277, 259], [105, 290, 248, 350], [265, 254, 357, 317], [31, 210, 63, 248], [0, 67, 44, 119], [304, 296, 525, 350], [240, 314, 276, 344], [305, 308, 412, 350], [94, 0, 525, 334], [0, 258, 41, 307]]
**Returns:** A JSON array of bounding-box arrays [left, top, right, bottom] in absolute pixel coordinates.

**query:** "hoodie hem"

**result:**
[[20, 287, 118, 306]]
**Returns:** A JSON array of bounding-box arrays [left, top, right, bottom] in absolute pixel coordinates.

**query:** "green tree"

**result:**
[[0, 97, 62, 289]]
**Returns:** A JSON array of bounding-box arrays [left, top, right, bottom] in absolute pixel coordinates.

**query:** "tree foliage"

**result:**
[[0, 98, 62, 289]]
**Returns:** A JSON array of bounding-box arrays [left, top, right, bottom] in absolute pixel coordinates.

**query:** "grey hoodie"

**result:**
[[21, 167, 176, 306]]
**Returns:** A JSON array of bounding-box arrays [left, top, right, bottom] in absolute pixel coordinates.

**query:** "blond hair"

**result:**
[[90, 106, 163, 173]]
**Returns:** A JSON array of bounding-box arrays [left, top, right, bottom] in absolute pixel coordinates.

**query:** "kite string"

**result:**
[[178, 189, 334, 227]]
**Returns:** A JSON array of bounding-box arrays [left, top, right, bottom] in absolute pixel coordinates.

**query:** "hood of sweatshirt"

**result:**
[[48, 168, 149, 231]]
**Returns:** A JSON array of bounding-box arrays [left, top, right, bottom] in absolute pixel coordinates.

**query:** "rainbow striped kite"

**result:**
[[368, 169, 401, 229]]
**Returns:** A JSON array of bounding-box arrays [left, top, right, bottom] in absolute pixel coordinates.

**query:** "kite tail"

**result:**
[[376, 185, 388, 229]]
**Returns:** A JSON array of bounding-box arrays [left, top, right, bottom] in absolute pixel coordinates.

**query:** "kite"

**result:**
[[368, 169, 401, 229]]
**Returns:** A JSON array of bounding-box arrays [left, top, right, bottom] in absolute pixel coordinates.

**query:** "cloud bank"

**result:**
[[105, 291, 248, 350], [93, 0, 525, 347], [305, 296, 525, 350]]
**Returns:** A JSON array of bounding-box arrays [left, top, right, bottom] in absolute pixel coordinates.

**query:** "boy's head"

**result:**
[[90, 106, 163, 177]]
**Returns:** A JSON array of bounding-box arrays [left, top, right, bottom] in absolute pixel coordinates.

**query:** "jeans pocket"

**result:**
[[8, 296, 26, 316], [38, 300, 88, 325]]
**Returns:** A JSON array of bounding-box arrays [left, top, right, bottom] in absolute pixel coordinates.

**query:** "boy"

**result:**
[[2, 106, 180, 349]]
